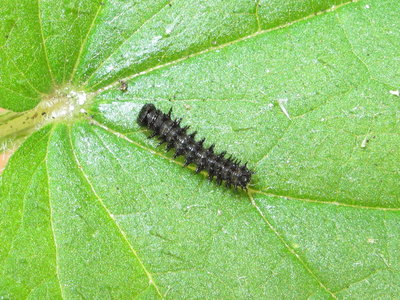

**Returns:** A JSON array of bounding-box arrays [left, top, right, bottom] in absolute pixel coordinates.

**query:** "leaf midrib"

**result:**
[[90, 118, 400, 211]]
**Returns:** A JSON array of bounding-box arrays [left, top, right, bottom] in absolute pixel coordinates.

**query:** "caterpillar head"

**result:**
[[137, 103, 156, 126]]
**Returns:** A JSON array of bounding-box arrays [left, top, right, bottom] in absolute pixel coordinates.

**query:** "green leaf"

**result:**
[[1, 0, 400, 298]]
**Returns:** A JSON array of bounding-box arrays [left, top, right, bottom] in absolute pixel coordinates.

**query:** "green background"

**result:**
[[1, 0, 399, 298]]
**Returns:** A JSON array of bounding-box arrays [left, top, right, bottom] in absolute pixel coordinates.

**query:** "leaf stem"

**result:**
[[0, 109, 45, 153], [0, 86, 94, 154]]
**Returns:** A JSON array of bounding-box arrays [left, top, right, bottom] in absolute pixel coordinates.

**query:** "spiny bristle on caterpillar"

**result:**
[[137, 103, 254, 190]]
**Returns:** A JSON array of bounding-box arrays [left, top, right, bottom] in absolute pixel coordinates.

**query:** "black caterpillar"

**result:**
[[137, 103, 254, 189]]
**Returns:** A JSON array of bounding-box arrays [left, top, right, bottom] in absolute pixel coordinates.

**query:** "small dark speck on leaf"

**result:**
[[41, 112, 47, 116], [119, 80, 128, 92]]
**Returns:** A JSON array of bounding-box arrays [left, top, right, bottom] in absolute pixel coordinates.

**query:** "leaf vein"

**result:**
[[97, 0, 358, 92], [37, 0, 55, 85], [1, 156, 46, 268], [69, 2, 104, 82], [67, 125, 163, 299], [90, 119, 400, 212], [247, 192, 337, 299], [44, 126, 65, 299], [84, 0, 173, 86]]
